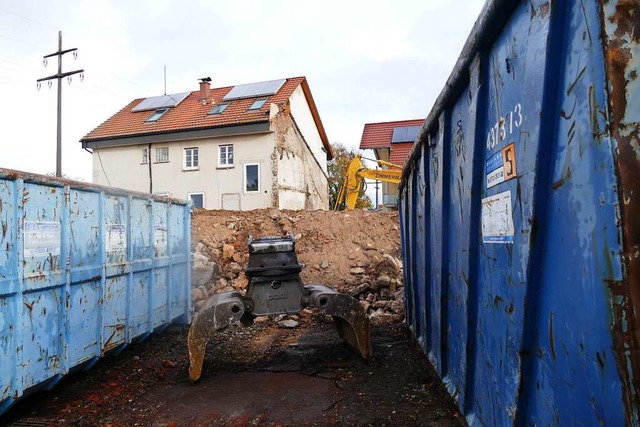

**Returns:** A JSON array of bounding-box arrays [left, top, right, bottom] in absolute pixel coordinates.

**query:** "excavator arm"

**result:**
[[334, 155, 402, 210]]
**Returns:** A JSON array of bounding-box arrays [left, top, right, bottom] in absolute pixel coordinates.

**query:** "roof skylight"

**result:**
[[208, 103, 229, 115], [145, 108, 169, 122], [248, 99, 267, 110]]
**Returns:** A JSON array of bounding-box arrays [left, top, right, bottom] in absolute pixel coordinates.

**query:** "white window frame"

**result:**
[[188, 192, 205, 209], [218, 144, 234, 167], [141, 148, 149, 165], [155, 147, 169, 163], [244, 163, 260, 194], [183, 147, 199, 171]]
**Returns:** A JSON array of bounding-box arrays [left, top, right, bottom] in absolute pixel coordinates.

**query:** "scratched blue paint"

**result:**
[[0, 170, 191, 414], [399, 0, 639, 425]]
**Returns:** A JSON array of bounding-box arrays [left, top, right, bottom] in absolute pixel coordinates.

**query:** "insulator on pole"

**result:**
[[43, 58, 47, 67], [48, 80, 52, 89], [80, 73, 84, 82], [68, 76, 72, 84], [73, 50, 77, 60], [37, 82, 41, 91]]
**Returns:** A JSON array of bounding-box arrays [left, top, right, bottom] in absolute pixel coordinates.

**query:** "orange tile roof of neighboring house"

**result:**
[[389, 142, 414, 166], [81, 76, 332, 158], [359, 119, 424, 150]]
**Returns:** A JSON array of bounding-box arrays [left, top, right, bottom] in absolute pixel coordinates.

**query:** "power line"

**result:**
[[37, 31, 84, 178], [0, 6, 59, 32], [0, 33, 48, 51]]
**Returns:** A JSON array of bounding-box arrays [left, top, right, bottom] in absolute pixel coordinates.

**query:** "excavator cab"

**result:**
[[187, 234, 371, 382]]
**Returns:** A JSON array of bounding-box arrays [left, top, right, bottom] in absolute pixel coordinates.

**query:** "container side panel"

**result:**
[[169, 204, 188, 320], [131, 198, 151, 262], [0, 179, 17, 403], [601, 0, 640, 424], [130, 198, 151, 338], [21, 289, 62, 389], [445, 83, 474, 407], [152, 203, 169, 327], [428, 121, 445, 374], [416, 143, 430, 352], [153, 268, 168, 328], [0, 297, 15, 402], [102, 276, 127, 352], [67, 280, 100, 365], [404, 176, 416, 337], [399, 192, 411, 329], [21, 183, 64, 389], [408, 164, 426, 347], [472, 3, 552, 425], [0, 179, 18, 290], [102, 196, 129, 352]]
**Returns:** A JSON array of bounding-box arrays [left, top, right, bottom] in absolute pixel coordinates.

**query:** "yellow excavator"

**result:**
[[334, 155, 403, 210]]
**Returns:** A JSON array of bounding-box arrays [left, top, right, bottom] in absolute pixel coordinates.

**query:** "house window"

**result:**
[[141, 148, 149, 164], [189, 193, 204, 208], [248, 99, 266, 110], [208, 103, 229, 115], [183, 147, 199, 170], [146, 108, 169, 122], [155, 147, 169, 163], [219, 145, 234, 167], [244, 163, 260, 193]]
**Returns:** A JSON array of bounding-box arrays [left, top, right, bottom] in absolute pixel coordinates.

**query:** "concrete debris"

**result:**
[[278, 319, 300, 329], [350, 267, 365, 275]]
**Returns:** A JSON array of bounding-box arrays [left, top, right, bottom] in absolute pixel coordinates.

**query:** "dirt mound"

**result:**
[[191, 209, 404, 324]]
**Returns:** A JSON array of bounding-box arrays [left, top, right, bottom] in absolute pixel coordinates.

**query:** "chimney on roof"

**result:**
[[199, 77, 211, 103]]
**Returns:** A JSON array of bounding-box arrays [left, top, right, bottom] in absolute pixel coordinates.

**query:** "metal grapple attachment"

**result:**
[[188, 234, 371, 382]]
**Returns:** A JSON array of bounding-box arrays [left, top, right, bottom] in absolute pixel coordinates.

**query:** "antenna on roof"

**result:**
[[163, 65, 166, 95]]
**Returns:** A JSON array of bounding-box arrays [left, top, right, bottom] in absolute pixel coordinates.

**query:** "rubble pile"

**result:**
[[190, 208, 404, 326]]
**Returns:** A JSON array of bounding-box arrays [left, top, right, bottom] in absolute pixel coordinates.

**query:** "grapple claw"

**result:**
[[187, 291, 245, 382], [187, 235, 371, 381], [307, 284, 371, 360]]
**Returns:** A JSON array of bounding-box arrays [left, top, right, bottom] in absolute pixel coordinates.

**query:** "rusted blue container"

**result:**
[[398, 0, 639, 425], [0, 169, 191, 414]]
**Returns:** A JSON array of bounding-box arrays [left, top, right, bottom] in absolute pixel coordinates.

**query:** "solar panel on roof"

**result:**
[[391, 126, 421, 143], [131, 92, 191, 112], [223, 78, 286, 101]]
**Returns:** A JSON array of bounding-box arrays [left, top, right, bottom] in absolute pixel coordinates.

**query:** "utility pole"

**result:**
[[37, 31, 84, 178]]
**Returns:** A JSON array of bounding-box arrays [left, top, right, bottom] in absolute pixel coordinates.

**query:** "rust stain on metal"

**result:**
[[601, 1, 640, 424]]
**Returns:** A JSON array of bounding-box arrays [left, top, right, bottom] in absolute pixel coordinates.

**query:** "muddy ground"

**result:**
[[1, 209, 465, 427]]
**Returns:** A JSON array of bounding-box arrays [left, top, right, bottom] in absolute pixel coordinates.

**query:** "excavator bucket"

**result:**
[[187, 234, 371, 382], [188, 291, 246, 382], [307, 284, 371, 360]]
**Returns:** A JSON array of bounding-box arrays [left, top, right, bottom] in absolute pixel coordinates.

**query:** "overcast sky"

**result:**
[[1, 0, 485, 183]]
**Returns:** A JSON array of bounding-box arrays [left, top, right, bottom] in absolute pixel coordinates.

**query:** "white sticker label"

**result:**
[[154, 225, 167, 250], [24, 221, 61, 257], [481, 191, 514, 244], [106, 224, 127, 252]]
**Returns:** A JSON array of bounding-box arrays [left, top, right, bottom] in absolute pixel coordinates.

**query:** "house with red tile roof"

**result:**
[[81, 76, 333, 210], [359, 119, 423, 208]]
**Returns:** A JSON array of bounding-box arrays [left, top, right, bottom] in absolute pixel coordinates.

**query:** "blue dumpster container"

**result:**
[[0, 169, 191, 414], [398, 0, 639, 425]]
